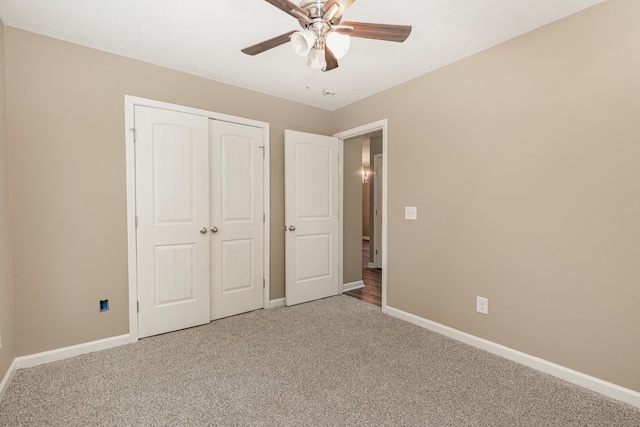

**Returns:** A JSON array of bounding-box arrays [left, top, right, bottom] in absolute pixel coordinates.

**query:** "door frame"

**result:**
[[334, 119, 388, 310], [124, 95, 271, 343]]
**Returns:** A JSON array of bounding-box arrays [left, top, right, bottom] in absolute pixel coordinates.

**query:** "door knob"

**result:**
[[200, 227, 208, 234], [288, 225, 296, 231], [211, 226, 219, 233]]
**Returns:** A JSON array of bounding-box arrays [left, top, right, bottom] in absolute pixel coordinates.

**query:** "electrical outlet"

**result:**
[[405, 206, 417, 220], [477, 296, 488, 315]]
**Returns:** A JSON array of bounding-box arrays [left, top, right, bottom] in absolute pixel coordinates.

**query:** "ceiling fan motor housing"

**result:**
[[298, 0, 342, 27]]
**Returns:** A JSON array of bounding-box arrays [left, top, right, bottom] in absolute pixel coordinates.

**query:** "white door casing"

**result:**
[[135, 106, 211, 338], [210, 120, 265, 320], [333, 119, 388, 309], [285, 130, 340, 306]]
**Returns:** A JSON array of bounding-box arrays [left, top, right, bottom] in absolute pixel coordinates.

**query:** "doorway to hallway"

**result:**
[[335, 119, 388, 309]]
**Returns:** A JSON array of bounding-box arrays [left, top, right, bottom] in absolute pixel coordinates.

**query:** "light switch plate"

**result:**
[[405, 206, 417, 220]]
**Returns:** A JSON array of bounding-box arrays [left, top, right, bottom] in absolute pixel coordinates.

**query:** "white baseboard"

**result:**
[[343, 280, 365, 292], [15, 334, 130, 370], [269, 298, 285, 308], [385, 305, 640, 408], [0, 359, 18, 403], [367, 262, 375, 269], [0, 334, 129, 403]]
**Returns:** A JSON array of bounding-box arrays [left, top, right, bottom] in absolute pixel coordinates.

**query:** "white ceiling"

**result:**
[[0, 0, 604, 111]]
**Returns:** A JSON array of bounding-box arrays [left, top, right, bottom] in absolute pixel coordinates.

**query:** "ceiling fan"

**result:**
[[241, 0, 412, 72]]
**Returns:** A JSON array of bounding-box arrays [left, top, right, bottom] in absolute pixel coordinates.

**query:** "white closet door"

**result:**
[[284, 130, 340, 306], [135, 106, 211, 338], [210, 120, 265, 320]]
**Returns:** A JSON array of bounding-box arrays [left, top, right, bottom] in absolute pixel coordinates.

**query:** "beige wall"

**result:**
[[330, 0, 640, 392], [4, 28, 333, 356], [0, 17, 16, 383], [343, 137, 363, 284]]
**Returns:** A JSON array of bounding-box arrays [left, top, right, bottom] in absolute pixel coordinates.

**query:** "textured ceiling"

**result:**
[[0, 0, 604, 111]]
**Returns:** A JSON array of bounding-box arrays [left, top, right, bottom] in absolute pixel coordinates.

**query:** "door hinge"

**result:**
[[137, 301, 139, 313], [263, 278, 266, 289], [131, 128, 137, 142], [259, 146, 265, 157], [263, 213, 266, 223]]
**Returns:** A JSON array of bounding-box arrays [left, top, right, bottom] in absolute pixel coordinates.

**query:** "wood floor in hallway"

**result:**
[[344, 239, 382, 306]]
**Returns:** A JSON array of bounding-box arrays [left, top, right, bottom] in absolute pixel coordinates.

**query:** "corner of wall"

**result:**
[[0, 15, 18, 396]]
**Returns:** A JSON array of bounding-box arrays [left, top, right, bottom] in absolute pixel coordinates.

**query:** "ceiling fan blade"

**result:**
[[241, 31, 296, 56], [324, 47, 339, 72], [265, 0, 310, 20], [323, 0, 356, 21], [338, 21, 412, 42]]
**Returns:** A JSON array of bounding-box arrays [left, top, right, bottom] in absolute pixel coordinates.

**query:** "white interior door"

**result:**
[[210, 120, 265, 320], [135, 106, 211, 338], [373, 154, 383, 269], [285, 130, 340, 306]]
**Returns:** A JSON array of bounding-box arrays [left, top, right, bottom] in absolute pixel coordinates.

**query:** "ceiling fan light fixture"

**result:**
[[290, 30, 316, 57], [242, 0, 412, 73], [326, 32, 350, 59], [307, 46, 327, 70]]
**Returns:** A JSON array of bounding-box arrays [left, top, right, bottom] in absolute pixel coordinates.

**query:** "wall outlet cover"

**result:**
[[477, 296, 488, 314]]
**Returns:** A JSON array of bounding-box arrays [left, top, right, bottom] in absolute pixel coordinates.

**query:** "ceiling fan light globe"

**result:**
[[290, 30, 315, 57], [307, 47, 327, 70], [326, 32, 350, 59]]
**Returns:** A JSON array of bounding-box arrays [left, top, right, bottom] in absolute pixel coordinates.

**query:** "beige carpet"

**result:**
[[1, 295, 639, 426]]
